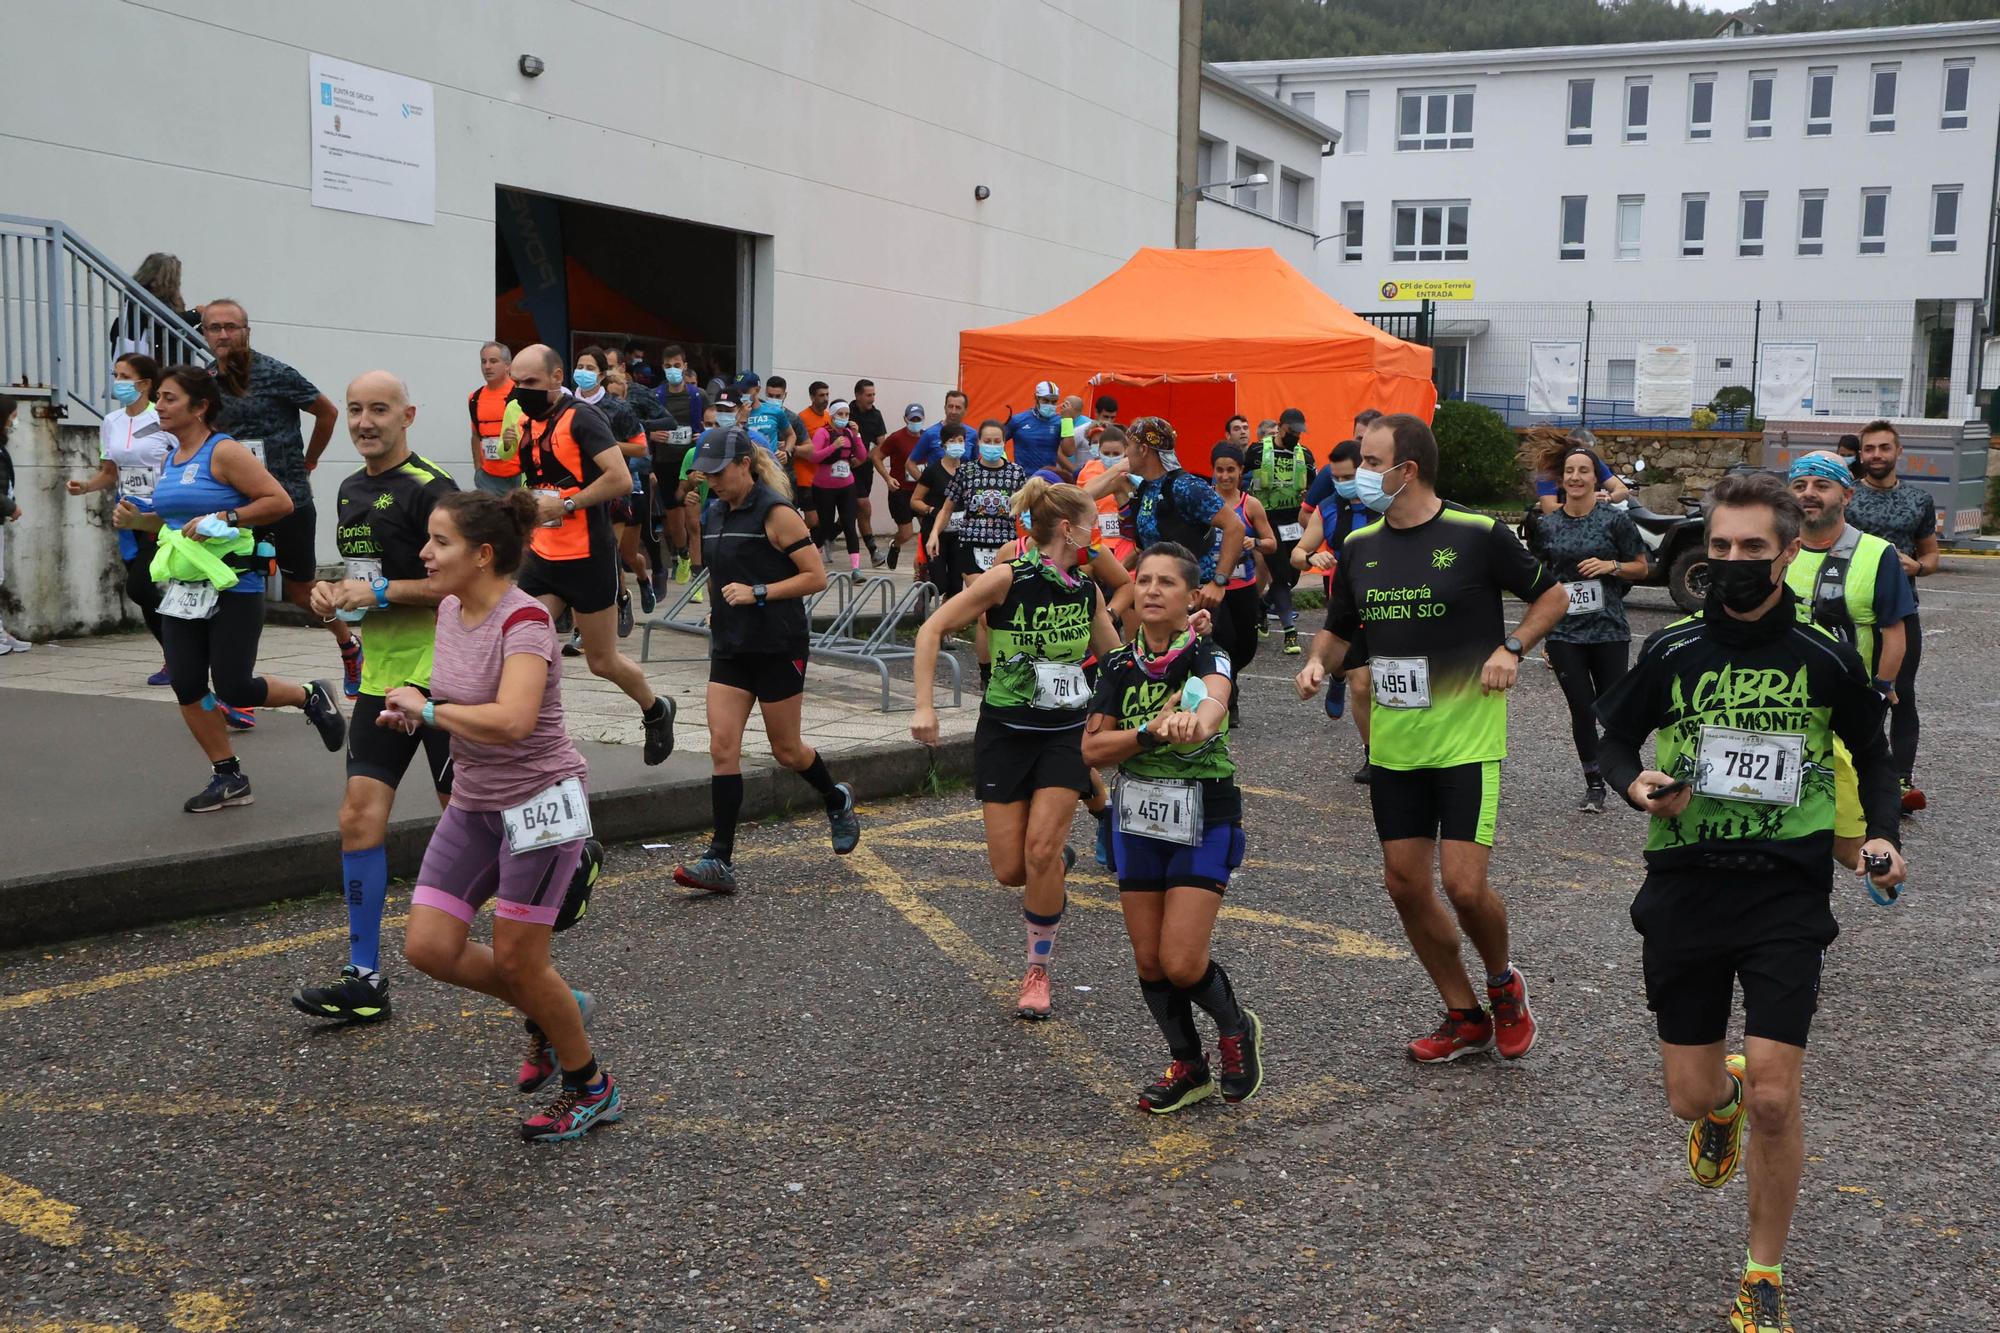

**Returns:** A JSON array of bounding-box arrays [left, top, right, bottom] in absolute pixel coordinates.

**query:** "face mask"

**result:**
[[716, 413, 738, 429], [833, 416, 850, 430], [665, 367, 685, 387], [509, 386, 554, 419], [1353, 463, 1405, 514], [573, 370, 599, 393], [1333, 479, 1359, 501], [111, 380, 142, 406], [1035, 403, 1058, 419], [979, 442, 1006, 464], [767, 394, 783, 406], [944, 442, 966, 461], [906, 421, 923, 433], [1709, 557, 1780, 614]]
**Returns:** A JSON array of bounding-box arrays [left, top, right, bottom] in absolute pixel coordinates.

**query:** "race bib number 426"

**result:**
[[1694, 726, 1805, 807], [1564, 579, 1605, 616]]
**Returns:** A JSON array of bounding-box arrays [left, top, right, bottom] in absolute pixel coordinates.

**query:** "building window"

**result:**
[[1567, 78, 1593, 145], [1279, 170, 1311, 227], [1559, 195, 1587, 260], [1859, 187, 1889, 254], [1196, 137, 1222, 199], [1739, 192, 1767, 257], [1398, 86, 1474, 151], [1680, 194, 1707, 257], [1806, 66, 1834, 136], [1797, 190, 1827, 256], [1931, 185, 1960, 253], [1687, 73, 1714, 140], [1747, 70, 1774, 139], [1607, 358, 1637, 403], [1234, 150, 1268, 212], [1617, 195, 1643, 260], [1392, 200, 1470, 262], [1341, 202, 1364, 262], [1624, 77, 1650, 143], [1289, 90, 1316, 118], [1344, 90, 1369, 153], [1941, 59, 1971, 130], [1870, 63, 1897, 132]]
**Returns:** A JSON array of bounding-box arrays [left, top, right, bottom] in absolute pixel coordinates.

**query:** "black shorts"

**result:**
[[888, 487, 915, 525], [347, 693, 454, 793], [709, 651, 808, 703], [1368, 759, 1500, 847], [607, 495, 636, 526], [795, 484, 819, 518], [518, 540, 620, 614], [1339, 632, 1369, 675], [260, 504, 318, 583], [1631, 866, 1838, 1049], [973, 714, 1091, 805]]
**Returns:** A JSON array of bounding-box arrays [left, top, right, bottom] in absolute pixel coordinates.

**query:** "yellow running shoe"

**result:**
[[1688, 1053, 1747, 1188], [1730, 1276, 1793, 1332]]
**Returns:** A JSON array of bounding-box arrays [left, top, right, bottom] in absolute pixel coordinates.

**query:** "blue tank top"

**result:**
[[154, 432, 263, 594]]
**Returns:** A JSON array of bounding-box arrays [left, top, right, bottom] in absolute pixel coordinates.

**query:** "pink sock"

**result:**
[[849, 552, 861, 571], [1024, 908, 1061, 969]]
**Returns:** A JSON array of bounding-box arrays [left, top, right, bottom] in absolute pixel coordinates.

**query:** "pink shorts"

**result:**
[[412, 802, 585, 928]]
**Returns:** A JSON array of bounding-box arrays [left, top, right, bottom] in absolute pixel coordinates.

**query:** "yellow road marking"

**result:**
[[0, 1322, 141, 1333], [0, 1173, 83, 1247]]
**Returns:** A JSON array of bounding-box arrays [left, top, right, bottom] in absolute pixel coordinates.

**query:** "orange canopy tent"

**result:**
[[959, 247, 1436, 472]]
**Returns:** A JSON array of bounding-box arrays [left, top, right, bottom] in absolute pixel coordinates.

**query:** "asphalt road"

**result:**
[[3, 562, 1996, 1331]]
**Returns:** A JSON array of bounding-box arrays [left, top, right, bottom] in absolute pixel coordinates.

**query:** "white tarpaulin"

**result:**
[[1635, 343, 1695, 417], [309, 54, 435, 225], [1527, 341, 1583, 415], [1757, 342, 1819, 418]]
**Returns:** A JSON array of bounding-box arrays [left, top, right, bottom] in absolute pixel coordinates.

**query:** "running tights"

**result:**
[[123, 546, 164, 647], [1545, 638, 1630, 772], [1891, 612, 1920, 780], [1267, 537, 1301, 629], [1214, 585, 1262, 691], [162, 591, 269, 708], [814, 485, 861, 557]]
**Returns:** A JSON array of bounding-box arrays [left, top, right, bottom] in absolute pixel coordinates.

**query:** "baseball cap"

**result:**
[[690, 425, 754, 473], [1034, 379, 1059, 400], [736, 372, 761, 388], [713, 391, 740, 411], [904, 402, 926, 423]]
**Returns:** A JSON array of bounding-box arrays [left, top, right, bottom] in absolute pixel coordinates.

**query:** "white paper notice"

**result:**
[[1527, 341, 1583, 415], [1635, 343, 1695, 418], [1757, 342, 1819, 419], [309, 54, 436, 225]]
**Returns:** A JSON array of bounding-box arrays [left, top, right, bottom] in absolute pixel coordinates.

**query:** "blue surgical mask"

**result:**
[[716, 412, 738, 429], [1035, 403, 1058, 419], [944, 442, 966, 461], [767, 394, 783, 406], [110, 380, 142, 406], [833, 415, 850, 430], [1353, 464, 1406, 514], [665, 367, 685, 387], [574, 369, 600, 393], [979, 442, 1006, 464], [1333, 478, 1360, 501]]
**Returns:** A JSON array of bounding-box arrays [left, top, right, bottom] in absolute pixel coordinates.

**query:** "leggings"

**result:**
[[1545, 638, 1630, 771], [1214, 585, 1262, 702], [814, 484, 860, 556], [1891, 612, 1920, 780], [1266, 528, 1302, 628], [162, 590, 270, 707], [123, 544, 164, 647], [925, 530, 963, 599]]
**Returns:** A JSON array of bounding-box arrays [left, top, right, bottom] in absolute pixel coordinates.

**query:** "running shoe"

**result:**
[[616, 589, 634, 638], [1217, 1010, 1265, 1105], [521, 1071, 622, 1143], [1407, 1008, 1494, 1063], [637, 577, 657, 615], [1324, 676, 1347, 720], [674, 555, 692, 584], [556, 608, 575, 636], [887, 541, 901, 570], [868, 547, 885, 569], [1688, 1053, 1748, 1189], [183, 770, 253, 813], [1016, 963, 1053, 1020], [828, 782, 861, 855], [1351, 750, 1373, 784], [516, 990, 598, 1093], [674, 853, 738, 895], [552, 840, 602, 933], [690, 581, 704, 604], [1254, 617, 1269, 638], [339, 638, 363, 699], [301, 680, 347, 752], [0, 641, 12, 657], [849, 566, 866, 584], [1488, 969, 1537, 1060], [1730, 1277, 1793, 1333], [290, 965, 390, 1023], [642, 697, 677, 765], [3, 632, 32, 652], [1900, 778, 1926, 814], [147, 665, 172, 686], [561, 631, 582, 658], [1283, 628, 1300, 655], [1139, 1058, 1214, 1114], [1580, 780, 1608, 814], [206, 695, 257, 730]]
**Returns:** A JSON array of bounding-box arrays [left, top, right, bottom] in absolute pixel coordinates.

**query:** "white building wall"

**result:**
[[1194, 75, 1332, 269], [0, 0, 1181, 550]]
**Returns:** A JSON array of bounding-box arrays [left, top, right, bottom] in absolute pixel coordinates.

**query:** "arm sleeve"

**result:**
[[1825, 644, 1900, 845], [1487, 518, 1558, 601], [1871, 548, 1917, 626], [1326, 548, 1362, 639]]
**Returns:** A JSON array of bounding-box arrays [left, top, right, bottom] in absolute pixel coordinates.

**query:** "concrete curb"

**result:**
[[2, 733, 975, 948]]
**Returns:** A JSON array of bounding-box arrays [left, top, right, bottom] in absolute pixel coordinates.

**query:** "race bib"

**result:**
[[1369, 655, 1432, 710], [1098, 512, 1121, 539], [1695, 726, 1805, 807], [1277, 521, 1304, 543], [480, 435, 505, 461], [1117, 775, 1204, 847], [971, 545, 998, 571], [670, 427, 693, 446], [501, 776, 593, 854], [829, 460, 852, 480], [118, 466, 156, 499], [345, 557, 383, 585], [1564, 579, 1606, 616], [1031, 661, 1090, 711], [158, 579, 219, 621], [534, 488, 565, 528], [239, 439, 265, 463]]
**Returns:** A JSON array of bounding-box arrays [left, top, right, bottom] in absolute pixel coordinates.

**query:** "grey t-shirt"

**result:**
[[1846, 482, 1935, 558], [1539, 503, 1644, 644], [213, 350, 321, 506]]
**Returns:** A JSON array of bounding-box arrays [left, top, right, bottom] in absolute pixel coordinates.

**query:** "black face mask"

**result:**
[[509, 386, 554, 420], [1708, 557, 1779, 614], [1281, 428, 1301, 446]]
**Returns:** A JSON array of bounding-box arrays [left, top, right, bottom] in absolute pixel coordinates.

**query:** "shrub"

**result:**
[[1432, 400, 1523, 504], [1710, 386, 1754, 415], [1986, 472, 2000, 534], [1690, 406, 1719, 430]]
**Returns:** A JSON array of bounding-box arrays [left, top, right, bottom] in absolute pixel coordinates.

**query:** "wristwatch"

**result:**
[[1503, 635, 1525, 657], [753, 583, 768, 608], [224, 508, 239, 526], [1136, 727, 1166, 751], [1209, 574, 1227, 589], [370, 575, 390, 609], [561, 497, 578, 515]]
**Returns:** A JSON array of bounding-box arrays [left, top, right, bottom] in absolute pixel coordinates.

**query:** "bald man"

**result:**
[[292, 371, 458, 1024]]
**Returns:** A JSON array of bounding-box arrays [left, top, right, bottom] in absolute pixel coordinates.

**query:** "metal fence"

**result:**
[[1, 214, 210, 421]]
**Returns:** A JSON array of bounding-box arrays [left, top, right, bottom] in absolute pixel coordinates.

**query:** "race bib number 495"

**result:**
[[1369, 656, 1431, 710]]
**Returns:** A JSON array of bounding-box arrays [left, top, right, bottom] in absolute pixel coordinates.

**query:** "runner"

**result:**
[[910, 389, 973, 469], [508, 344, 677, 764], [1781, 452, 1915, 873], [1845, 420, 1939, 812], [1082, 540, 1264, 1112], [1076, 425, 1136, 568], [1247, 407, 1315, 654], [466, 341, 517, 497], [872, 403, 925, 568], [139, 365, 347, 811], [809, 399, 871, 580], [69, 352, 172, 683], [848, 379, 888, 566], [1294, 413, 1565, 1063], [672, 427, 862, 894], [651, 345, 704, 590], [1536, 444, 1648, 813], [912, 477, 1121, 1020], [1531, 426, 1629, 515], [1123, 416, 1248, 653], [745, 373, 796, 454], [1595, 468, 1905, 1333], [928, 422, 1030, 658], [791, 381, 833, 547], [571, 346, 650, 639], [910, 422, 966, 598], [394, 488, 621, 1143], [672, 399, 720, 603], [1205, 443, 1275, 723], [606, 366, 662, 620], [1221, 415, 1252, 450], [1292, 438, 1373, 777], [1004, 379, 1071, 478]]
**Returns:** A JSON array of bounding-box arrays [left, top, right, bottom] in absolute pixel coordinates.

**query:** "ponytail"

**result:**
[[747, 441, 793, 501], [1010, 477, 1094, 547]]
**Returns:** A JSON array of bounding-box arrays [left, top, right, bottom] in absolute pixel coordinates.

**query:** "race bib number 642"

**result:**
[[501, 776, 593, 853]]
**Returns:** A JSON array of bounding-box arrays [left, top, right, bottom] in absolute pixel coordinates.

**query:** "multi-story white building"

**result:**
[[1194, 64, 1338, 269], [1221, 21, 1999, 422]]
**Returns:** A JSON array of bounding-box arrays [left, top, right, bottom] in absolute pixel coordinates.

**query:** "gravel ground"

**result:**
[[3, 561, 1996, 1331]]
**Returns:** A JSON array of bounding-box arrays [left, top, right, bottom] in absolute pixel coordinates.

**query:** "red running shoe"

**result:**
[[1408, 1008, 1494, 1064], [1900, 779, 1926, 813], [1488, 969, 1538, 1061]]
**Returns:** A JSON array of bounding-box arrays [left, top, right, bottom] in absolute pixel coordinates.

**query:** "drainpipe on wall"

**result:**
[[1175, 0, 1205, 249]]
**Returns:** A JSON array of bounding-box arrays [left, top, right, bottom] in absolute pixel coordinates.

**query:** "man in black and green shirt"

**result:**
[[1595, 469, 1904, 1333], [1296, 414, 1566, 1066], [1247, 406, 1316, 654], [293, 371, 457, 1025]]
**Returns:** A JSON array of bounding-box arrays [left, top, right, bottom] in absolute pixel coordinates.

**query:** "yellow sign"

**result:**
[[1377, 279, 1475, 301]]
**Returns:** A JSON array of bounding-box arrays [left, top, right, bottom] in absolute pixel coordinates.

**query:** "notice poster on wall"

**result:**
[[1526, 340, 1583, 414], [1634, 343, 1695, 417], [1757, 342, 1819, 418], [308, 54, 435, 225]]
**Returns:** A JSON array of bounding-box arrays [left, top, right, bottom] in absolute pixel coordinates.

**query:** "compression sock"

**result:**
[[710, 773, 744, 863], [1140, 976, 1203, 1062], [1744, 1253, 1783, 1284], [213, 756, 243, 778], [560, 1056, 601, 1093], [341, 845, 390, 976], [849, 551, 862, 572], [1024, 906, 1062, 969], [797, 752, 843, 811], [1272, 583, 1295, 628], [1180, 961, 1246, 1038]]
